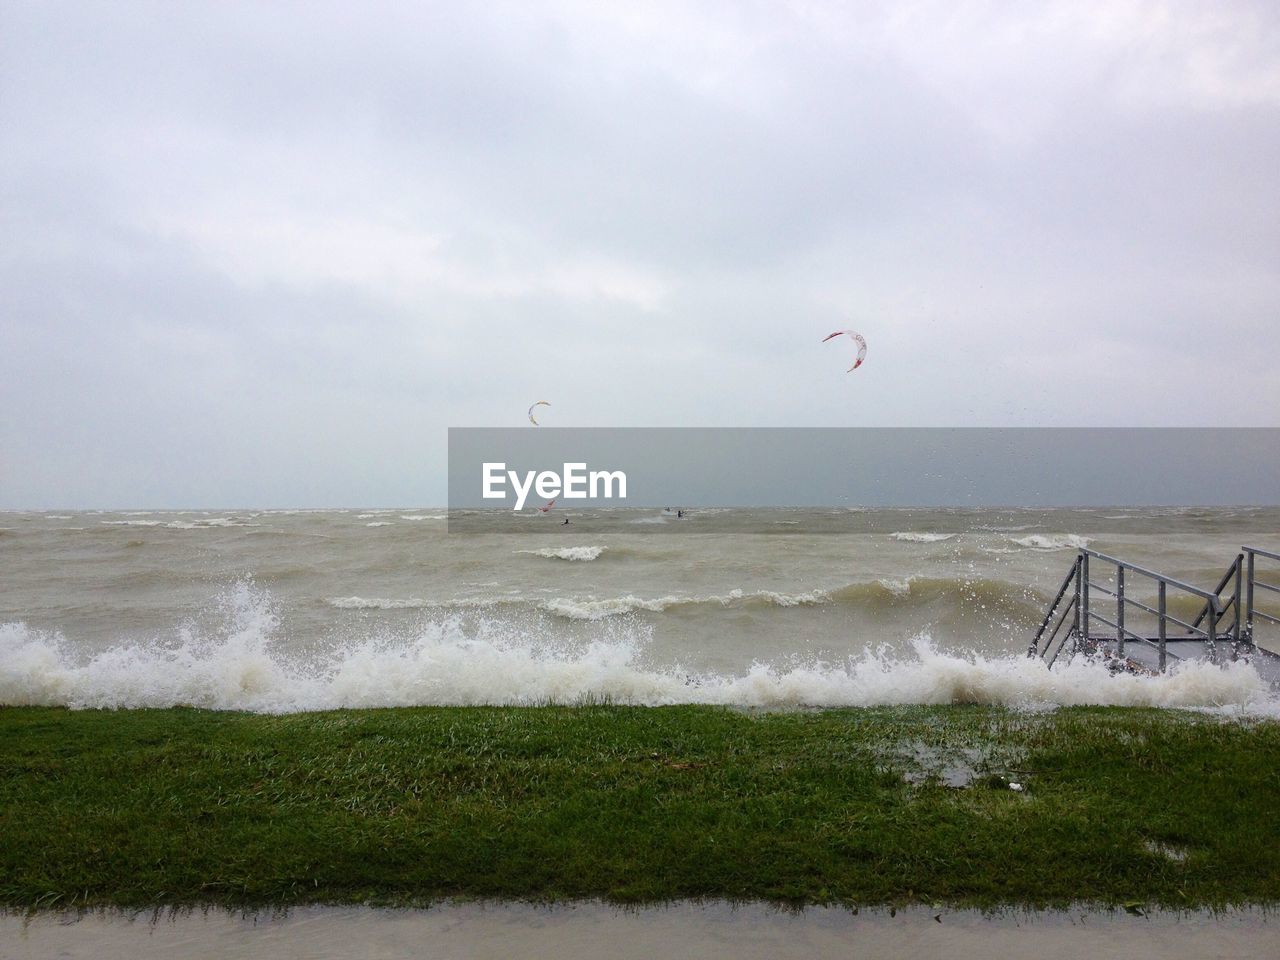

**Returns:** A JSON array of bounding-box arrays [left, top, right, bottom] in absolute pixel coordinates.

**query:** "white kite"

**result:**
[[822, 330, 867, 371], [527, 400, 551, 425]]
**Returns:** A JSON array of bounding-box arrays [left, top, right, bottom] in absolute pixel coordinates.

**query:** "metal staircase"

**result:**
[[1029, 546, 1280, 686]]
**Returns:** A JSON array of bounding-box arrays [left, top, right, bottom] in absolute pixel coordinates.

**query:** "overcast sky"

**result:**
[[2, 1, 1278, 507]]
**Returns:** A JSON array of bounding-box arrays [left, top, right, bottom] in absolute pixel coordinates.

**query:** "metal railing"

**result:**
[[1030, 548, 1266, 671], [1028, 555, 1080, 667], [1079, 549, 1240, 670], [1245, 546, 1280, 641]]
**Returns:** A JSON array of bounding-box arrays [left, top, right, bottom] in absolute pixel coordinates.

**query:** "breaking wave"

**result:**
[[534, 577, 1037, 621], [1010, 534, 1091, 551], [891, 532, 956, 543], [536, 588, 825, 620], [100, 517, 260, 529], [1, 582, 1272, 714], [326, 596, 433, 610], [322, 577, 1042, 621], [515, 546, 607, 562]]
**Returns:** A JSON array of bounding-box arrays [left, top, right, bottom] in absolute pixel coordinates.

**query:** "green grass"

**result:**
[[1, 705, 1277, 910]]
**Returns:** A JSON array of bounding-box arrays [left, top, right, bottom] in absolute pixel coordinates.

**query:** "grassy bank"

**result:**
[[1, 705, 1278, 910]]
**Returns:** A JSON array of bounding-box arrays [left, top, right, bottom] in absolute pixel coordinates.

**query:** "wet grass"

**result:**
[[0, 705, 1277, 910]]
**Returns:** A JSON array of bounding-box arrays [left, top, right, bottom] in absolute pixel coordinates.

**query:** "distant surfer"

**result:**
[[562, 518, 570, 525], [677, 509, 683, 518]]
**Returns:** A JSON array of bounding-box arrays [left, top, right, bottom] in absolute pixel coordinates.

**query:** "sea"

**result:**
[[2, 506, 1278, 714]]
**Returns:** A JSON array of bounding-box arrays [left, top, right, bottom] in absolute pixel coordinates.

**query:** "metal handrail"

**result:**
[[1043, 596, 1078, 668], [1083, 562, 1220, 646], [1079, 549, 1216, 600], [1029, 555, 1080, 658], [1034, 548, 1254, 671], [1033, 547, 1280, 672], [1245, 546, 1280, 638], [1187, 563, 1239, 632]]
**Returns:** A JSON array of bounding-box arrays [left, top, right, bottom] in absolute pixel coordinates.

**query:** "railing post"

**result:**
[[1207, 597, 1218, 664], [1074, 555, 1084, 654], [1246, 550, 1255, 645], [1080, 552, 1090, 650], [1031, 556, 1085, 660], [1232, 554, 1242, 659], [1116, 566, 1125, 658], [1158, 581, 1167, 672]]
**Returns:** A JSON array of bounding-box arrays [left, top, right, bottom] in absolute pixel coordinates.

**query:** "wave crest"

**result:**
[[326, 596, 432, 610], [515, 546, 606, 562], [324, 577, 1041, 620], [1010, 534, 1090, 551]]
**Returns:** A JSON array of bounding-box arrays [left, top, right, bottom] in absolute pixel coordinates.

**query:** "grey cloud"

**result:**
[[2, 1, 1278, 506]]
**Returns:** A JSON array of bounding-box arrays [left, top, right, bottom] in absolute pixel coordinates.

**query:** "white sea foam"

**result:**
[[400, 514, 446, 521], [534, 585, 922, 621], [1010, 534, 1090, 551], [102, 517, 259, 529], [538, 595, 674, 619], [878, 578, 914, 597], [329, 579, 958, 620], [325, 595, 524, 611], [537, 587, 832, 620], [326, 596, 432, 610], [167, 517, 261, 529], [1, 584, 1274, 714], [891, 532, 956, 543], [365, 521, 394, 527], [515, 546, 606, 562]]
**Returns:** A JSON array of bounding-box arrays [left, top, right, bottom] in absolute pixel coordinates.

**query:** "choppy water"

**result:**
[[2, 507, 1278, 713]]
